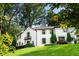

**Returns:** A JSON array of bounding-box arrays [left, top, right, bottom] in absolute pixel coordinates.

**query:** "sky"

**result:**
[[53, 7, 65, 14], [45, 4, 65, 14]]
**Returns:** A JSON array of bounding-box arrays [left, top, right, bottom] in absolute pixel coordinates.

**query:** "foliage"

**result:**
[[12, 37, 16, 46], [59, 21, 68, 30], [19, 4, 47, 28], [8, 23, 23, 44], [25, 43, 34, 47], [48, 4, 79, 29], [59, 4, 79, 28], [67, 33, 73, 42], [46, 9, 61, 26], [52, 14, 60, 21], [0, 4, 17, 56], [0, 33, 13, 56], [50, 30, 57, 43], [57, 40, 67, 44], [75, 29, 79, 34]]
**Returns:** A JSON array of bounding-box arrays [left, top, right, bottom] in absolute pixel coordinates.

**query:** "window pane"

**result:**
[[27, 32, 30, 37], [19, 42, 21, 46], [42, 30, 45, 34], [16, 43, 18, 46], [22, 43, 23, 45], [42, 38, 46, 44]]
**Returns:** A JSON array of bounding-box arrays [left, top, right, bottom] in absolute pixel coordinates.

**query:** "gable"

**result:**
[[55, 28, 67, 37], [21, 27, 36, 36]]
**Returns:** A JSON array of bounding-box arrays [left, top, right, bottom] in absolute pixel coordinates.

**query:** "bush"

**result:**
[[67, 33, 73, 42], [16, 45, 25, 49], [50, 30, 57, 43], [12, 37, 16, 46], [0, 33, 13, 56], [25, 43, 34, 47], [74, 40, 77, 44], [57, 40, 67, 44]]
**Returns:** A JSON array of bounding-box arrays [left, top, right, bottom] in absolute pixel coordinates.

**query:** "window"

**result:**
[[22, 43, 23, 45], [25, 32, 31, 40], [27, 41, 30, 43], [19, 42, 21, 46], [27, 32, 30, 37], [42, 38, 46, 44], [42, 30, 45, 34], [27, 32, 31, 39]]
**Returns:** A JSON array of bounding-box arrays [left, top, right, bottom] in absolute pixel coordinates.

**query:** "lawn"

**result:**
[[9, 44, 79, 56]]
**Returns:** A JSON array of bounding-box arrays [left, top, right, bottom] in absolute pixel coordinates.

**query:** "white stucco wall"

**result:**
[[16, 27, 77, 47], [68, 27, 77, 39], [16, 27, 37, 47], [36, 29, 52, 46], [55, 28, 77, 42], [16, 27, 52, 47], [55, 28, 67, 41]]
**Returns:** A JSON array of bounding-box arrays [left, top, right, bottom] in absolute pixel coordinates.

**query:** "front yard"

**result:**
[[9, 44, 79, 56]]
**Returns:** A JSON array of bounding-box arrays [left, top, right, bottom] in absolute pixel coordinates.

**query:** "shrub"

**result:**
[[50, 30, 57, 43], [74, 40, 77, 44], [16, 46, 25, 49], [9, 46, 16, 53], [57, 40, 67, 44], [67, 33, 73, 42], [0, 33, 13, 56], [25, 43, 34, 47]]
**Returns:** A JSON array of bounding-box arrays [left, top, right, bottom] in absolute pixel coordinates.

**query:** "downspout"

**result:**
[[36, 30, 37, 46]]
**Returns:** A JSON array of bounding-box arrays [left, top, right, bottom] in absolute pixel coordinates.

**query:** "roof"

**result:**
[[32, 26, 54, 30], [17, 31, 24, 36]]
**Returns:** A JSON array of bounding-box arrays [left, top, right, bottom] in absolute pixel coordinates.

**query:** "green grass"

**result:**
[[9, 44, 79, 56]]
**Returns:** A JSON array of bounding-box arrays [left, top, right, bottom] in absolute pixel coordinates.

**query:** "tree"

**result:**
[[50, 30, 57, 43], [46, 10, 56, 26], [0, 3, 21, 55], [19, 4, 47, 28], [67, 33, 73, 42], [0, 16, 14, 56], [48, 4, 79, 29], [57, 4, 79, 28]]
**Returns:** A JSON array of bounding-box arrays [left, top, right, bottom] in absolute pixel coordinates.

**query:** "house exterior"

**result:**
[[16, 26, 54, 47], [55, 28, 77, 43], [16, 26, 77, 47], [55, 28, 67, 41]]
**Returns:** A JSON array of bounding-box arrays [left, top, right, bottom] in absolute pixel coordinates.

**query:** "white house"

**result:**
[[16, 26, 54, 47], [16, 25, 77, 47]]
